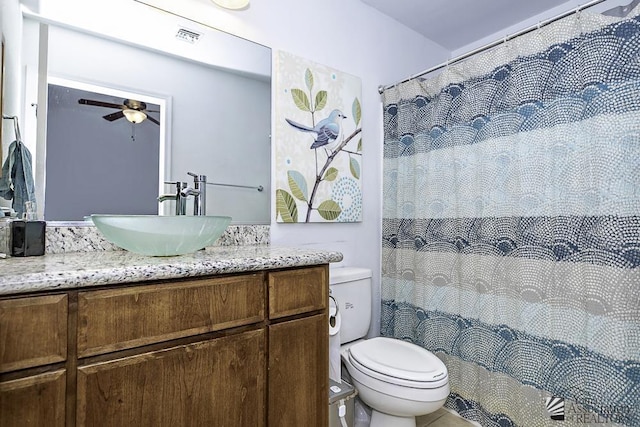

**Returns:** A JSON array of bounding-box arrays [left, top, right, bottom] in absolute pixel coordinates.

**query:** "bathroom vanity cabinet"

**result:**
[[0, 265, 329, 427]]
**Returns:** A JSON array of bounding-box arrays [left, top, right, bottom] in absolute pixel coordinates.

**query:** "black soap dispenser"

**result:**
[[10, 201, 45, 257]]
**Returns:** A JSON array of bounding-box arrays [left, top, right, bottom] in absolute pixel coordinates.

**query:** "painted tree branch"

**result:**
[[305, 127, 363, 222]]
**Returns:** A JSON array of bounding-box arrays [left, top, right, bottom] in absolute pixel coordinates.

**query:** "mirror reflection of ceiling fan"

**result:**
[[78, 98, 160, 125]]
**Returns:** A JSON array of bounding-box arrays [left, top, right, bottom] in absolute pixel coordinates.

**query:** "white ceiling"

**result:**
[[360, 0, 579, 51]]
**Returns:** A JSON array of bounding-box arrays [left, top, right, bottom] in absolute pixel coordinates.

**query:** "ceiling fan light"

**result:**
[[123, 109, 147, 124], [211, 0, 249, 10]]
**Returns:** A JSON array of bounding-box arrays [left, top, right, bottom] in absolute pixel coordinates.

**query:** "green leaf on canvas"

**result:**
[[317, 200, 342, 221], [315, 91, 328, 111], [357, 138, 362, 152], [287, 170, 308, 201], [323, 167, 339, 181], [276, 189, 298, 223], [305, 69, 314, 91], [352, 97, 362, 126], [350, 157, 361, 179], [291, 88, 311, 112]]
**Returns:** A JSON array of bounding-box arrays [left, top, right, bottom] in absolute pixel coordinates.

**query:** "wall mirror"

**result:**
[[21, 0, 271, 224]]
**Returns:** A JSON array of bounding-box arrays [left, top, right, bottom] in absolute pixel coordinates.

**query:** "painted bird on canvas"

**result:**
[[285, 109, 347, 150]]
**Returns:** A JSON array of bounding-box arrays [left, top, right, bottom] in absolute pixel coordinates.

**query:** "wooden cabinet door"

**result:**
[[0, 370, 66, 427], [268, 314, 328, 427], [77, 329, 265, 427]]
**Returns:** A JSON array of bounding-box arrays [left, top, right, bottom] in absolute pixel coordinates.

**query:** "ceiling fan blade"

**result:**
[[103, 111, 125, 122], [78, 98, 125, 109], [147, 115, 160, 125]]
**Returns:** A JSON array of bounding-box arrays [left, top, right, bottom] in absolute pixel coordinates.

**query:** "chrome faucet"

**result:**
[[186, 172, 207, 216], [158, 181, 189, 215]]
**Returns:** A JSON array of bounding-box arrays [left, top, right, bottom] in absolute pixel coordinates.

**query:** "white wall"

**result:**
[[453, 0, 630, 56], [28, 0, 450, 336], [0, 0, 24, 211], [0, 0, 22, 121]]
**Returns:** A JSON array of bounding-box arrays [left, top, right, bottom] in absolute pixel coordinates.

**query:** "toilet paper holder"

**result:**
[[329, 295, 339, 328], [328, 294, 343, 384]]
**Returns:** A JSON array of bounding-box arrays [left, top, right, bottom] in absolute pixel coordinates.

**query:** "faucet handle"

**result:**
[[164, 181, 188, 189], [187, 172, 207, 182]]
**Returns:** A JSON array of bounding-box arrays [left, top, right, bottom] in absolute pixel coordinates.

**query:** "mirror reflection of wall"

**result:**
[[21, 4, 272, 224], [1, 0, 25, 187], [1, 39, 5, 172], [45, 84, 161, 220]]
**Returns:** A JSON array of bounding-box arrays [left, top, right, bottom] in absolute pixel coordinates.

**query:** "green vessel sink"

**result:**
[[90, 215, 232, 256]]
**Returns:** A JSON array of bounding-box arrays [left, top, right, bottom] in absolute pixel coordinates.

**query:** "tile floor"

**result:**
[[416, 408, 476, 427]]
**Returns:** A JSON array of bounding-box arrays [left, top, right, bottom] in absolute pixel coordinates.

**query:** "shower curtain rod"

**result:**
[[378, 0, 611, 94]]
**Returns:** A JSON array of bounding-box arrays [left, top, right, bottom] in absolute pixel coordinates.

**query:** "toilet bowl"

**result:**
[[342, 337, 449, 427], [330, 268, 450, 427]]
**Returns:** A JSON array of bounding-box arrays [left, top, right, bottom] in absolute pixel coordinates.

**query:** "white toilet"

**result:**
[[330, 267, 450, 427]]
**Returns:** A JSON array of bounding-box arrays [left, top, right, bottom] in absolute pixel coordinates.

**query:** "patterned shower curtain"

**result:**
[[381, 8, 639, 427]]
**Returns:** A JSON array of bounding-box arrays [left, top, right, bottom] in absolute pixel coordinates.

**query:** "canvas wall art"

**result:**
[[275, 50, 362, 223]]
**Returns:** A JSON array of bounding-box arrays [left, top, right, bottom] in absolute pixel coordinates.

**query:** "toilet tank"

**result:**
[[329, 267, 372, 344]]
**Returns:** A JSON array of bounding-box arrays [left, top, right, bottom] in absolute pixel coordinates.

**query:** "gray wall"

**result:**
[[45, 84, 160, 220]]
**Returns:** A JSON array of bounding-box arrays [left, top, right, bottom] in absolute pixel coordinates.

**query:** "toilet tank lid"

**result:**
[[330, 267, 372, 285]]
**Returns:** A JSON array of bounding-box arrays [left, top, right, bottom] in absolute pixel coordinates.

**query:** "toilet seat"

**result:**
[[348, 337, 448, 389]]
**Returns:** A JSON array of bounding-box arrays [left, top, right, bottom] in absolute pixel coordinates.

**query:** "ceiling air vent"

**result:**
[[176, 28, 202, 44]]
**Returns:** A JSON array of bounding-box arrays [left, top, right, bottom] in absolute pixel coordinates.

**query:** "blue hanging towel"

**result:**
[[0, 140, 36, 217]]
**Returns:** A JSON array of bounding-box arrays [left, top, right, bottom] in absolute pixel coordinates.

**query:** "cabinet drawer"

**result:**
[[268, 266, 328, 319], [0, 295, 67, 373], [77, 273, 265, 357]]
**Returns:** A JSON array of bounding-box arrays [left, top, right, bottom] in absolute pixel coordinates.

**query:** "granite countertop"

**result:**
[[0, 246, 343, 296]]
